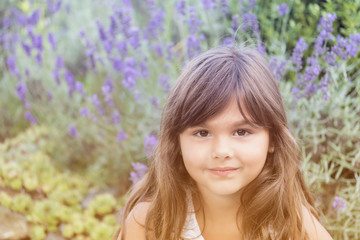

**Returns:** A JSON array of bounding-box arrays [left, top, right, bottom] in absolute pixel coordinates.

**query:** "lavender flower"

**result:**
[[117, 130, 128, 142], [304, 57, 321, 82], [221, 37, 235, 46], [146, 9, 165, 39], [144, 134, 158, 157], [122, 57, 140, 90], [269, 57, 287, 81], [333, 35, 359, 60], [47, 0, 62, 13], [175, 0, 186, 16], [64, 70, 76, 97], [111, 109, 121, 124], [27, 9, 40, 25], [48, 33, 56, 50], [242, 13, 260, 37], [290, 38, 308, 71], [186, 7, 203, 58], [25, 111, 37, 124], [35, 53, 42, 66], [69, 125, 78, 138], [332, 196, 346, 213], [232, 15, 239, 32], [6, 57, 19, 76], [158, 75, 171, 93], [200, 0, 217, 10], [314, 13, 336, 56], [277, 3, 289, 17], [79, 107, 89, 117], [16, 82, 27, 105], [22, 42, 32, 56], [55, 56, 64, 69], [89, 94, 105, 116], [53, 70, 61, 85], [220, 0, 229, 14], [129, 162, 148, 185], [247, 0, 256, 9]]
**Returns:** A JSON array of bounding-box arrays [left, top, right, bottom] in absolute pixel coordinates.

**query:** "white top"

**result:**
[[180, 194, 204, 240]]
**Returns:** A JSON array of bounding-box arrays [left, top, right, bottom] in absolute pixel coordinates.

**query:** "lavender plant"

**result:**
[[0, 0, 360, 239]]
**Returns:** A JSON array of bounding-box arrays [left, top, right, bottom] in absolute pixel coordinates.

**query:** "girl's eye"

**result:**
[[195, 130, 210, 137], [234, 129, 249, 136]]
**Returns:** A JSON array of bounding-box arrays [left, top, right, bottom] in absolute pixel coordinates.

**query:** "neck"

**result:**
[[193, 188, 242, 224]]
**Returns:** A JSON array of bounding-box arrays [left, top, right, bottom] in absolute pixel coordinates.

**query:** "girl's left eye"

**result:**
[[234, 129, 249, 136], [195, 130, 210, 137]]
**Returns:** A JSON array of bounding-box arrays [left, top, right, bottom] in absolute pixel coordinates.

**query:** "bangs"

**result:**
[[167, 46, 284, 135]]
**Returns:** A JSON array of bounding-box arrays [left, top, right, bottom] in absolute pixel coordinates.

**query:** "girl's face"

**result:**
[[179, 97, 270, 198]]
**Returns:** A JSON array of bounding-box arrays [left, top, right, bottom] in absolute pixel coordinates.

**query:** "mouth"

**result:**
[[208, 167, 240, 176]]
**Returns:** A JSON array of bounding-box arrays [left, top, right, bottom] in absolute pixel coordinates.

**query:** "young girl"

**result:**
[[116, 46, 333, 240]]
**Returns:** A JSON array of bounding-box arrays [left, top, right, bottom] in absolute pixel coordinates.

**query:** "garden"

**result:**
[[0, 0, 359, 239]]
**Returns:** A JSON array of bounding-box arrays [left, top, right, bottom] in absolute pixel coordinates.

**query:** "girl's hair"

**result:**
[[117, 46, 318, 240]]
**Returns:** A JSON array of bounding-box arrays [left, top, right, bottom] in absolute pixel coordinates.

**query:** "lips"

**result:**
[[209, 167, 240, 176]]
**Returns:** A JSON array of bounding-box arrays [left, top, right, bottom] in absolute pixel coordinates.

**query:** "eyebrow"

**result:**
[[192, 120, 254, 129]]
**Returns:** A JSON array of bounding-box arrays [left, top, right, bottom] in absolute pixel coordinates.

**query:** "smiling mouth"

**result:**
[[209, 168, 239, 176]]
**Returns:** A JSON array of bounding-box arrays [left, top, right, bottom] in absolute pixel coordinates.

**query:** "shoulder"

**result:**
[[118, 202, 152, 240], [301, 205, 333, 240]]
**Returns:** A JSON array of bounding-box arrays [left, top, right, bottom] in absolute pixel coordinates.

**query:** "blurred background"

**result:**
[[0, 0, 359, 239]]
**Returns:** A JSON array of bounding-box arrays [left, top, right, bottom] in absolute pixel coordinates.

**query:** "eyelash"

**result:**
[[194, 129, 251, 137]]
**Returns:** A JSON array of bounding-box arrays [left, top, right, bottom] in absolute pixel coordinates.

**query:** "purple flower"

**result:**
[[269, 57, 287, 81], [27, 9, 40, 25], [25, 111, 37, 124], [304, 57, 321, 82], [152, 44, 163, 56], [175, 0, 186, 16], [144, 134, 158, 157], [101, 84, 114, 107], [314, 13, 336, 56], [232, 15, 239, 32], [242, 13, 260, 37], [350, 33, 360, 45], [333, 35, 359, 60], [158, 75, 171, 93], [332, 196, 346, 213], [323, 51, 336, 66], [89, 94, 105, 116], [55, 56, 64, 69], [290, 38, 308, 71], [128, 28, 140, 49], [247, 0, 256, 9], [64, 70, 76, 97], [6, 57, 19, 76], [122, 57, 140, 90], [47, 0, 62, 13], [69, 125, 78, 138], [319, 73, 331, 101], [22, 42, 32, 56], [117, 130, 128, 142], [110, 56, 123, 72], [79, 107, 89, 117], [129, 162, 148, 185], [277, 3, 289, 17], [150, 97, 159, 108], [188, 7, 202, 35], [145, 9, 165, 39], [48, 33, 56, 50], [96, 21, 107, 42], [221, 37, 235, 46], [200, 0, 217, 10], [111, 109, 121, 124], [16, 82, 27, 104], [35, 53, 42, 66], [220, 0, 229, 14], [53, 70, 61, 85]]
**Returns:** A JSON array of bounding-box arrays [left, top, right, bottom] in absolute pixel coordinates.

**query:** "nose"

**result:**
[[211, 136, 234, 160]]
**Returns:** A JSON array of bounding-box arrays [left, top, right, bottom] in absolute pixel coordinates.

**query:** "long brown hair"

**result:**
[[117, 46, 318, 239]]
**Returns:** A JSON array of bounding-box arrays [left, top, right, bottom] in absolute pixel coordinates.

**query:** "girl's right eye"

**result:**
[[195, 130, 210, 137]]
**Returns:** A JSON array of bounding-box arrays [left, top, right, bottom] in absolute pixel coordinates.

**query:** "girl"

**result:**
[[116, 46, 332, 240]]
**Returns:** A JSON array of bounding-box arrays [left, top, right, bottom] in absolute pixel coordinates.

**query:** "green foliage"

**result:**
[[0, 127, 122, 239]]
